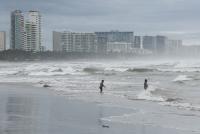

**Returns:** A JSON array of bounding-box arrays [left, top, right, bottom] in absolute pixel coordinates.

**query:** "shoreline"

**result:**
[[0, 82, 195, 134]]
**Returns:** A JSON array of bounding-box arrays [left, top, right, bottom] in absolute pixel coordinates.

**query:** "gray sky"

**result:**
[[1, 0, 200, 49]]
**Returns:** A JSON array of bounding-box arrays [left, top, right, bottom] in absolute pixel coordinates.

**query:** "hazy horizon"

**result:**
[[1, 0, 200, 50]]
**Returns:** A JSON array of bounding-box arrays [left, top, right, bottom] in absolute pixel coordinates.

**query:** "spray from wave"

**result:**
[[173, 75, 192, 82], [127, 68, 156, 73], [137, 85, 165, 102]]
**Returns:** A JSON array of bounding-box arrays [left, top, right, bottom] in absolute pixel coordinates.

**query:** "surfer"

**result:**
[[144, 79, 148, 90], [99, 80, 105, 93]]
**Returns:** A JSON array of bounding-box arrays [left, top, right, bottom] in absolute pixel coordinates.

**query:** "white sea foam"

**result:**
[[160, 101, 200, 111], [101, 112, 200, 132], [104, 67, 128, 72], [173, 75, 192, 82], [0, 70, 19, 76], [137, 86, 165, 102]]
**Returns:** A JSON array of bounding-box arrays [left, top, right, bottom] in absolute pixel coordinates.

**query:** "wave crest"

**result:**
[[83, 67, 102, 73], [173, 75, 192, 82], [137, 86, 165, 102], [127, 68, 155, 73]]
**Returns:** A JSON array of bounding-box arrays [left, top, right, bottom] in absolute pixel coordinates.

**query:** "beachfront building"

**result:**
[[10, 10, 26, 50], [142, 35, 168, 54], [53, 31, 62, 52], [25, 11, 42, 52], [107, 42, 132, 53], [0, 31, 6, 51], [155, 35, 167, 54], [10, 10, 42, 52], [142, 36, 156, 52], [166, 39, 182, 55], [134, 36, 141, 49], [95, 31, 134, 53], [53, 31, 97, 53]]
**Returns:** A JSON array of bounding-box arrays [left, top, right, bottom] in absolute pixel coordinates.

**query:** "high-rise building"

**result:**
[[166, 39, 182, 55], [10, 10, 26, 50], [95, 35, 107, 53], [10, 10, 42, 52], [72, 33, 96, 53], [53, 31, 97, 53], [142, 36, 156, 52], [134, 36, 141, 49], [0, 31, 6, 51], [53, 31, 62, 52], [25, 11, 42, 52], [95, 31, 134, 53], [155, 35, 167, 54], [95, 31, 134, 43]]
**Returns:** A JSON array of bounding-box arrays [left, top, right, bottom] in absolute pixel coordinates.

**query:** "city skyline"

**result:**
[[1, 0, 200, 49]]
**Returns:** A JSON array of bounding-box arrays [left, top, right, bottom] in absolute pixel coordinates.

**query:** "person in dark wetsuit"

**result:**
[[144, 79, 148, 90], [99, 80, 105, 93]]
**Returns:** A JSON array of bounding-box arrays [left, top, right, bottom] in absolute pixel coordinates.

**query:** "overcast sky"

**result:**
[[1, 0, 200, 49]]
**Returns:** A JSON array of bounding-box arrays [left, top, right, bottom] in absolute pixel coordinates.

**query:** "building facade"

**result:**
[[53, 31, 97, 53], [166, 39, 182, 55], [155, 35, 167, 54], [107, 42, 132, 53], [25, 11, 42, 52], [142, 36, 156, 52], [10, 10, 42, 52], [53, 31, 62, 52], [95, 31, 134, 53], [134, 36, 141, 49], [142, 35, 168, 54], [10, 10, 26, 50], [0, 31, 6, 51]]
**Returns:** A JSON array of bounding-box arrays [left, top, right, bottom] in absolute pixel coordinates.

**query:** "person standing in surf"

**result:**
[[99, 80, 105, 93], [144, 79, 148, 90]]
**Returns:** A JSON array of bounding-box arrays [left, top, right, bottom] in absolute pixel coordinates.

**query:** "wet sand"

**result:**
[[0, 83, 193, 134]]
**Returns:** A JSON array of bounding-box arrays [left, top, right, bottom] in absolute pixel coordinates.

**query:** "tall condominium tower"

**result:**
[[0, 31, 6, 51], [26, 11, 42, 51], [10, 10, 26, 50]]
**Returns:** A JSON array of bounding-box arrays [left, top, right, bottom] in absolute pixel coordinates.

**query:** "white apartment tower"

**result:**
[[26, 11, 41, 51]]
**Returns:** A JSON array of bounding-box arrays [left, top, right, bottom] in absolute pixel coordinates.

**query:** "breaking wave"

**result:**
[[83, 67, 102, 73], [127, 68, 156, 73], [137, 86, 166, 102], [173, 75, 192, 82], [160, 101, 200, 111]]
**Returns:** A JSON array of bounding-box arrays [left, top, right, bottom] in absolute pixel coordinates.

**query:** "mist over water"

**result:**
[[1, 58, 200, 132]]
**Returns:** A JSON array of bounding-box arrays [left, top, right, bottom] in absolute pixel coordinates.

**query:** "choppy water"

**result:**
[[1, 59, 200, 133]]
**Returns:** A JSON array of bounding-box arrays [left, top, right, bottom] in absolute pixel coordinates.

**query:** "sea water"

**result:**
[[1, 59, 200, 133]]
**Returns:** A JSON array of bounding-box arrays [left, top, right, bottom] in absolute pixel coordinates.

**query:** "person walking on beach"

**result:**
[[144, 79, 148, 90], [99, 80, 105, 93]]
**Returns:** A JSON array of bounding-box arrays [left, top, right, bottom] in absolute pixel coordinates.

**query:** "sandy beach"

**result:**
[[0, 82, 194, 134]]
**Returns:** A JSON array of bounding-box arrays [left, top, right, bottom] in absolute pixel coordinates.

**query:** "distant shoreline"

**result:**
[[0, 50, 151, 61], [0, 50, 196, 61]]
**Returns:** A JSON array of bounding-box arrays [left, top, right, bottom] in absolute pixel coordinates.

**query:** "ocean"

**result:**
[[1, 59, 200, 133]]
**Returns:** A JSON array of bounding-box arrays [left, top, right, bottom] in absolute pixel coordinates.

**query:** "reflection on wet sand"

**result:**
[[5, 95, 36, 134]]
